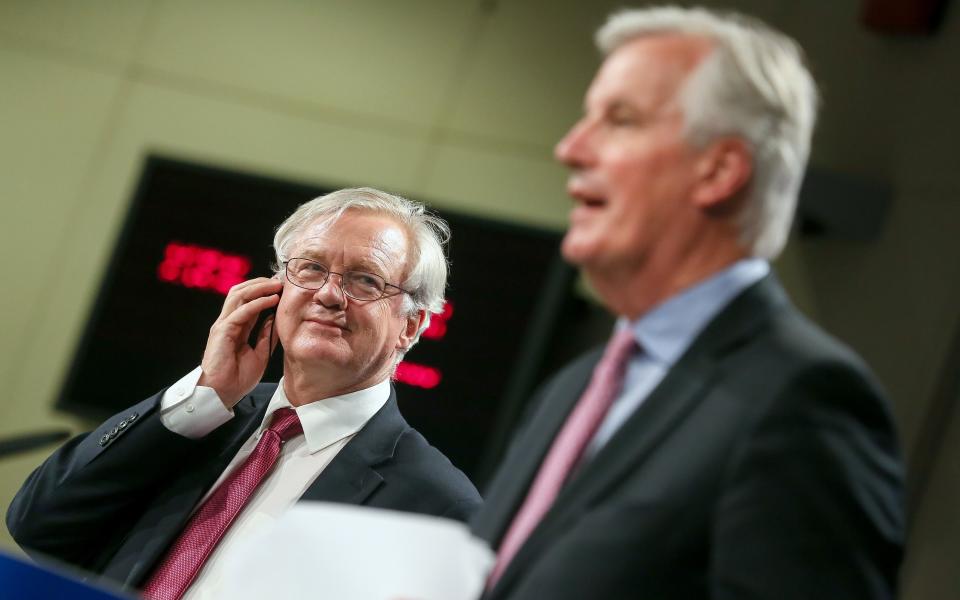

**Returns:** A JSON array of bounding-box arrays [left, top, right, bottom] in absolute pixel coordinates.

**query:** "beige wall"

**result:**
[[1, 1, 957, 597]]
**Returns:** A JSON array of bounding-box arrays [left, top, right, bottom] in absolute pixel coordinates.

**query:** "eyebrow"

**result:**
[[293, 246, 329, 261], [349, 257, 392, 277], [292, 250, 392, 277], [607, 97, 653, 117], [608, 99, 638, 112]]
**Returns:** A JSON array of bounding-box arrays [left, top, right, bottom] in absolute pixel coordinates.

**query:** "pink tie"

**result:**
[[142, 407, 303, 600], [487, 327, 636, 587]]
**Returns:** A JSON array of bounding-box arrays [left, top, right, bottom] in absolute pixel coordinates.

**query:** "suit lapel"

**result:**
[[489, 276, 789, 597], [108, 391, 270, 587], [494, 355, 717, 592], [113, 384, 410, 587], [558, 353, 717, 512], [559, 276, 787, 514], [472, 349, 600, 546], [298, 388, 407, 505]]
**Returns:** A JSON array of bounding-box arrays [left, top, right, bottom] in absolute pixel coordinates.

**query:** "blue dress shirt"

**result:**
[[585, 259, 770, 457]]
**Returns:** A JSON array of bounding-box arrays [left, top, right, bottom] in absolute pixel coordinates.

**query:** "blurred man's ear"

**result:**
[[691, 137, 753, 210]]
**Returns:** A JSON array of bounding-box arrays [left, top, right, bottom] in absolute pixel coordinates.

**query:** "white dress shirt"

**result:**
[[159, 369, 389, 600]]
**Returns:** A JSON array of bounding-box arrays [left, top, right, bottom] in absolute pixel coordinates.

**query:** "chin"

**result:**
[[561, 233, 599, 267], [286, 339, 345, 365]]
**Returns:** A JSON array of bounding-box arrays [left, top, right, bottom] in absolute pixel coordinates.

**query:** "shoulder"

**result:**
[[350, 389, 481, 521], [715, 302, 900, 466], [723, 276, 877, 380], [251, 386, 482, 520], [378, 422, 482, 522], [702, 276, 885, 402], [741, 304, 887, 404], [680, 280, 899, 463]]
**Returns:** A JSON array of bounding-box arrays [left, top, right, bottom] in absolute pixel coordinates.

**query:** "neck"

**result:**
[[281, 359, 389, 406], [587, 236, 747, 321]]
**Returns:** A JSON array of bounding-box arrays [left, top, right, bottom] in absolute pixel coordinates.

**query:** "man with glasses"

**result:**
[[8, 187, 481, 599]]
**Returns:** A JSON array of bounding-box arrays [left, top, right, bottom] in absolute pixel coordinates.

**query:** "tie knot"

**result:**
[[606, 327, 637, 364], [268, 407, 303, 441]]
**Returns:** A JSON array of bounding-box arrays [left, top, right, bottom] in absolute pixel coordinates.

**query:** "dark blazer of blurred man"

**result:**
[[8, 188, 480, 598], [473, 7, 903, 600]]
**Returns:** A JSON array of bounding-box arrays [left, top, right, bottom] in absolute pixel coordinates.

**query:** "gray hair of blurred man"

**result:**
[[272, 187, 450, 346], [597, 6, 819, 260]]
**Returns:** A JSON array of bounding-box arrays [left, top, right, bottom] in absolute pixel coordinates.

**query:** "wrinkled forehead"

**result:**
[[290, 211, 410, 274]]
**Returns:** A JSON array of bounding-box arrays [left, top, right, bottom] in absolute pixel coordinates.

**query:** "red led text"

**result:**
[[158, 242, 252, 295], [395, 361, 442, 389], [422, 300, 454, 340]]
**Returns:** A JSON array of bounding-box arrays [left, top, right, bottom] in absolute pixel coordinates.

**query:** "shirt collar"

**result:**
[[262, 378, 390, 454], [622, 258, 770, 365]]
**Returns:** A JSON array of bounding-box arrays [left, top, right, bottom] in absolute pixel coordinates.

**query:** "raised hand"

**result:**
[[198, 277, 283, 408]]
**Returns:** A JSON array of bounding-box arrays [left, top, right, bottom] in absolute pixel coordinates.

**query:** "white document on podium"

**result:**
[[219, 502, 495, 600]]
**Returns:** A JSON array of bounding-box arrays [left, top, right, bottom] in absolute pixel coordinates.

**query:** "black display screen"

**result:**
[[58, 157, 581, 480]]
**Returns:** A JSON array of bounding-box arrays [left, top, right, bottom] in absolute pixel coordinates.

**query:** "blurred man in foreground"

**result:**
[[473, 7, 903, 599], [8, 187, 480, 599]]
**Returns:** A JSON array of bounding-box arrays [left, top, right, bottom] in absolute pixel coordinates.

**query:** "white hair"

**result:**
[[597, 6, 819, 259], [272, 187, 450, 351]]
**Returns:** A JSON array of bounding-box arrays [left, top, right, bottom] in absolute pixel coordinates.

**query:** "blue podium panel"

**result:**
[[0, 550, 134, 600]]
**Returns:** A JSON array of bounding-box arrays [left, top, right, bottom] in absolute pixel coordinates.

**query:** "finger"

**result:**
[[218, 279, 266, 318], [228, 294, 280, 334], [228, 277, 282, 304], [212, 295, 280, 349], [225, 277, 276, 298], [219, 278, 283, 318]]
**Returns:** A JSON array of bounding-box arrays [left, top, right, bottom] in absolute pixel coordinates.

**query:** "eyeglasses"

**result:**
[[283, 257, 411, 301]]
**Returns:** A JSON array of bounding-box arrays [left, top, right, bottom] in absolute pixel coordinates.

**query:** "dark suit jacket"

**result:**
[[7, 383, 481, 590], [473, 276, 904, 600]]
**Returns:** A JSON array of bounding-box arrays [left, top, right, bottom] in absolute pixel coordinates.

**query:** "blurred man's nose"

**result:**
[[555, 118, 593, 169]]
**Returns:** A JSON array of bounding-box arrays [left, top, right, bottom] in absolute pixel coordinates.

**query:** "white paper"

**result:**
[[219, 502, 494, 600]]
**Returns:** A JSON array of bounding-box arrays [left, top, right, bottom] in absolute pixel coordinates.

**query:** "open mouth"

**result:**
[[569, 190, 607, 213], [580, 197, 606, 208], [567, 178, 607, 209]]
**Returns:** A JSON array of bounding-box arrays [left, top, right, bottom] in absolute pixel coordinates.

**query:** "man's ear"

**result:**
[[397, 309, 428, 352], [691, 137, 753, 210]]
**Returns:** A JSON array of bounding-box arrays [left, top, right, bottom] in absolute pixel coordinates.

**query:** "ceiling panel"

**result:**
[[441, 0, 618, 148], [0, 0, 151, 64], [137, 0, 479, 130]]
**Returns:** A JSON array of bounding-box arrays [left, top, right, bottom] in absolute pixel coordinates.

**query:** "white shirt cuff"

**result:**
[[160, 366, 234, 439]]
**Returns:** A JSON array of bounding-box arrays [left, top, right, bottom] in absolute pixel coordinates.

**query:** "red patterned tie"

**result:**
[[487, 327, 636, 587], [142, 407, 303, 600]]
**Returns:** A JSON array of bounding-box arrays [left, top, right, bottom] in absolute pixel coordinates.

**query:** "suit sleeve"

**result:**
[[5, 389, 210, 570], [711, 360, 905, 600]]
